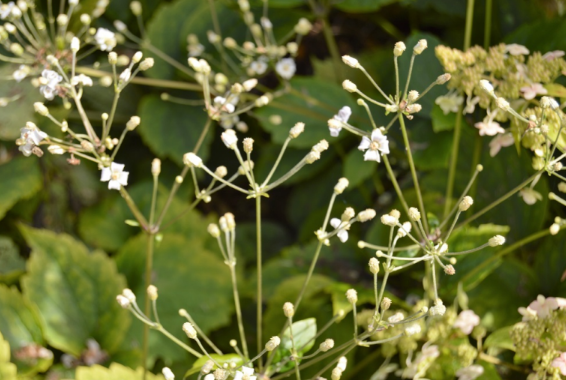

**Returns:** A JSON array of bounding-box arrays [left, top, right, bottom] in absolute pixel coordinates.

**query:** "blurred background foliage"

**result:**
[[0, 0, 566, 379]]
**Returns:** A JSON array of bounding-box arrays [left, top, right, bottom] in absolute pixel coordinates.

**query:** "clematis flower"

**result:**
[[456, 365, 484, 380], [234, 366, 256, 380], [435, 92, 463, 115], [453, 310, 480, 335], [275, 58, 296, 80], [101, 162, 129, 190], [489, 133, 514, 157], [94, 28, 117, 51], [330, 218, 348, 242], [505, 44, 529, 56], [39, 69, 63, 100], [551, 352, 566, 376], [520, 83, 547, 100], [518, 187, 542, 205], [475, 120, 505, 136], [358, 129, 389, 162]]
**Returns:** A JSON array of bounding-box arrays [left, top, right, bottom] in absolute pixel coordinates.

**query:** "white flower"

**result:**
[[388, 312, 404, 323], [188, 43, 204, 57], [221, 129, 238, 148], [435, 93, 463, 114], [518, 306, 537, 321], [162, 367, 175, 380], [250, 56, 268, 75], [0, 2, 16, 19], [328, 119, 342, 137], [520, 83, 547, 100], [429, 302, 446, 316], [405, 324, 421, 336], [524, 294, 566, 319], [213, 96, 236, 114], [396, 222, 412, 238], [505, 43, 529, 56], [456, 365, 484, 380], [39, 69, 62, 100], [100, 162, 129, 190], [463, 95, 480, 114], [518, 187, 542, 205], [234, 366, 256, 380], [330, 218, 348, 243], [334, 106, 351, 123], [542, 50, 565, 61], [275, 58, 296, 80], [13, 65, 30, 82], [453, 310, 480, 335], [358, 129, 389, 162], [401, 343, 439, 379], [489, 133, 514, 157], [19, 124, 48, 156], [479, 79, 494, 93], [474, 121, 505, 136], [540, 96, 559, 110], [94, 28, 116, 51], [119, 68, 131, 82], [71, 74, 94, 86]]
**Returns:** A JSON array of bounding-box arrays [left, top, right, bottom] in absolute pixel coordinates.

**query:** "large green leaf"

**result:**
[[0, 65, 42, 141], [0, 157, 42, 220], [115, 233, 233, 364], [484, 326, 515, 352], [76, 363, 164, 380], [270, 318, 317, 372], [342, 148, 378, 188], [0, 332, 17, 380], [504, 18, 566, 53], [256, 77, 357, 148], [533, 235, 566, 297], [0, 285, 50, 375], [20, 226, 130, 356], [137, 95, 212, 165], [0, 237, 25, 284]]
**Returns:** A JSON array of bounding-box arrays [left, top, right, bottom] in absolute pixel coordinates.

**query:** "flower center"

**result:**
[[370, 141, 380, 150], [111, 172, 120, 181]]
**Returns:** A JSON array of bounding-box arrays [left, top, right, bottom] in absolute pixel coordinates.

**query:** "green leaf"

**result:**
[[115, 233, 233, 364], [0, 65, 42, 141], [0, 285, 50, 375], [138, 95, 212, 165], [343, 148, 377, 187], [270, 319, 317, 372], [0, 332, 17, 380], [504, 18, 566, 53], [20, 226, 130, 356], [76, 363, 164, 380], [533, 235, 566, 296], [430, 104, 461, 132], [412, 119, 453, 170], [335, 0, 397, 12], [544, 83, 566, 99], [185, 354, 243, 378], [484, 326, 515, 352], [0, 237, 25, 284], [0, 157, 42, 220], [256, 77, 356, 148]]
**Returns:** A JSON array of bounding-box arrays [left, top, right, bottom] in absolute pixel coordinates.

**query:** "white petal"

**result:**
[[100, 167, 111, 182], [378, 139, 390, 154], [118, 171, 129, 186], [108, 179, 121, 190], [337, 230, 348, 243], [370, 128, 383, 141], [110, 162, 125, 173], [364, 149, 380, 162], [242, 366, 254, 376], [358, 136, 370, 151], [329, 128, 341, 137], [330, 218, 341, 229], [234, 372, 243, 380]]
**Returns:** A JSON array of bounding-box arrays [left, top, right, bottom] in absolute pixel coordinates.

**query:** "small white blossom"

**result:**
[[388, 312, 404, 323], [551, 353, 566, 376], [518, 305, 537, 321], [456, 365, 484, 380], [119, 68, 131, 82], [71, 74, 93, 86], [250, 56, 268, 75], [94, 28, 116, 51], [540, 96, 559, 110], [39, 69, 62, 100], [489, 133, 514, 157], [479, 79, 494, 93], [518, 187, 542, 205], [405, 324, 421, 336], [358, 129, 389, 162], [520, 83, 547, 100], [162, 367, 175, 380], [330, 218, 348, 243], [463, 95, 480, 114], [524, 295, 566, 319], [234, 366, 256, 380], [100, 162, 129, 190], [505, 43, 529, 56], [13, 65, 29, 82], [435, 93, 463, 114], [221, 129, 238, 149], [542, 50, 565, 61], [475, 120, 505, 136], [19, 123, 48, 156], [275, 58, 296, 80], [453, 310, 480, 335], [334, 106, 351, 123]]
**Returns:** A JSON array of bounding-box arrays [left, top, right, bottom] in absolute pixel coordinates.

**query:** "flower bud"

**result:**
[[294, 18, 312, 35], [381, 297, 392, 311], [320, 338, 334, 352], [130, 1, 142, 15], [459, 196, 474, 211], [436, 73, 451, 85], [369, 258, 379, 274], [429, 299, 446, 316], [122, 288, 136, 302], [540, 96, 559, 110], [207, 224, 220, 238], [331, 368, 343, 380], [479, 79, 494, 93], [312, 139, 329, 153], [496, 97, 510, 111], [550, 223, 560, 235], [162, 367, 174, 380], [116, 295, 130, 308], [139, 58, 154, 71], [305, 151, 320, 164], [405, 324, 421, 336], [334, 177, 349, 194], [341, 207, 355, 222], [34, 102, 49, 116], [221, 129, 238, 149], [408, 207, 420, 221], [408, 90, 419, 103], [71, 37, 80, 52], [393, 42, 406, 57], [126, 116, 141, 131], [147, 285, 158, 300], [215, 166, 227, 178], [108, 52, 118, 65], [183, 152, 203, 167], [342, 55, 360, 68], [444, 264, 455, 275], [201, 360, 214, 374], [357, 209, 376, 222], [342, 80, 357, 92], [223, 37, 237, 49], [397, 222, 412, 238], [182, 322, 197, 339], [283, 302, 294, 318], [80, 14, 91, 24], [345, 289, 357, 304], [488, 235, 505, 247], [57, 14, 68, 26], [151, 158, 161, 176], [413, 39, 427, 55], [132, 51, 143, 63], [265, 336, 281, 351], [243, 137, 254, 153], [242, 79, 258, 92], [289, 122, 305, 138]]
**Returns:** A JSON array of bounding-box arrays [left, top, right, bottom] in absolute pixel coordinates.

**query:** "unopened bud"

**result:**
[[126, 116, 141, 131], [34, 102, 49, 116], [413, 39, 427, 55], [243, 138, 254, 153], [342, 55, 360, 68], [550, 223, 560, 235], [183, 152, 203, 167], [130, 1, 142, 15], [139, 58, 154, 71], [265, 336, 281, 351], [436, 73, 451, 85], [152, 158, 161, 176], [334, 178, 349, 194], [147, 285, 158, 300], [182, 322, 197, 339], [444, 264, 455, 275], [408, 207, 421, 221], [357, 209, 376, 222], [381, 297, 392, 311], [108, 52, 118, 65], [283, 302, 294, 318], [342, 80, 357, 93], [369, 257, 380, 274], [215, 166, 227, 178], [320, 339, 334, 352], [459, 196, 473, 211], [116, 295, 130, 308], [393, 41, 406, 57], [122, 288, 136, 302], [488, 235, 505, 247], [289, 122, 305, 138]]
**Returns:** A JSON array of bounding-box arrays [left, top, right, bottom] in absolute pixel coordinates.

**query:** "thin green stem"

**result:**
[[403, 55, 416, 99], [155, 326, 202, 357], [484, 0, 492, 49], [262, 137, 291, 187], [193, 118, 212, 155], [119, 187, 149, 229], [256, 196, 263, 370], [319, 15, 342, 83], [464, 0, 475, 51], [229, 265, 249, 359], [142, 233, 155, 380], [155, 166, 190, 227]]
